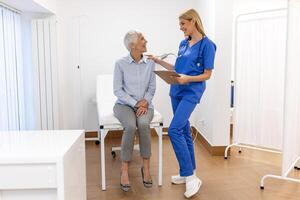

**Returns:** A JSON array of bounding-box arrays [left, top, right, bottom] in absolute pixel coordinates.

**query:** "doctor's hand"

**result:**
[[176, 74, 191, 84], [145, 54, 159, 63], [136, 106, 148, 117]]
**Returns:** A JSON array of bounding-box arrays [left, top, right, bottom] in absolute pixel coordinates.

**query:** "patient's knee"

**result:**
[[125, 124, 136, 134], [137, 120, 150, 130]]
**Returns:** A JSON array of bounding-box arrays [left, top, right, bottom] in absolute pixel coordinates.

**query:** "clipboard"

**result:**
[[154, 70, 181, 84]]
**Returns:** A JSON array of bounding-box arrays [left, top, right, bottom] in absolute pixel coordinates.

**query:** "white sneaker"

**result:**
[[171, 174, 186, 184], [171, 171, 196, 185], [184, 175, 202, 198]]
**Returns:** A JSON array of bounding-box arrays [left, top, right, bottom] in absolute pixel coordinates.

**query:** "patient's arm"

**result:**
[[113, 62, 137, 107], [143, 65, 156, 104]]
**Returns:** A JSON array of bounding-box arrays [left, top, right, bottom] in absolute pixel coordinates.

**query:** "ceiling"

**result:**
[[1, 0, 51, 13]]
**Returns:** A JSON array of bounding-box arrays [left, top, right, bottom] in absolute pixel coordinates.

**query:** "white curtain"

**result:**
[[0, 6, 25, 131], [31, 17, 59, 130], [282, 0, 300, 176], [234, 10, 287, 150]]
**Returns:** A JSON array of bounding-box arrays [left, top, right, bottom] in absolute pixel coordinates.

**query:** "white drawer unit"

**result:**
[[0, 164, 57, 189], [0, 130, 86, 200]]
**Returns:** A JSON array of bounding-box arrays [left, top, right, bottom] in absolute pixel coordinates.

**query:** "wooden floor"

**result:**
[[85, 135, 300, 200]]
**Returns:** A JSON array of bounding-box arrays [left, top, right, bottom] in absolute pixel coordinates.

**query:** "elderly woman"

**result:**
[[113, 30, 156, 192]]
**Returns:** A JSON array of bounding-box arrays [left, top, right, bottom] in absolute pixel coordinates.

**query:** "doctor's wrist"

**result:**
[[188, 75, 198, 82], [153, 57, 160, 63]]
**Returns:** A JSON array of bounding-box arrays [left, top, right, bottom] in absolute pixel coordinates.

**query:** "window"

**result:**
[[0, 5, 25, 130]]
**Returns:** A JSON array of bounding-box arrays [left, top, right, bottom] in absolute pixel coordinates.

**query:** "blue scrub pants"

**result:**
[[169, 97, 197, 177]]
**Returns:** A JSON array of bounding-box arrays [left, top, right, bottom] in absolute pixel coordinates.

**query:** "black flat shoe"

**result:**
[[120, 183, 131, 192], [120, 172, 131, 192], [141, 167, 153, 188]]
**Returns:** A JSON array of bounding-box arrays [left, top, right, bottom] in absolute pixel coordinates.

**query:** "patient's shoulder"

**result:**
[[115, 57, 129, 68], [147, 59, 155, 66], [116, 57, 128, 64]]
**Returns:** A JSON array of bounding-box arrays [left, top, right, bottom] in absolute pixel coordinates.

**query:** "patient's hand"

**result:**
[[136, 106, 148, 117], [136, 99, 149, 108]]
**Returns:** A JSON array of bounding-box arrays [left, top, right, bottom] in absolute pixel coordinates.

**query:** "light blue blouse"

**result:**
[[113, 54, 156, 109]]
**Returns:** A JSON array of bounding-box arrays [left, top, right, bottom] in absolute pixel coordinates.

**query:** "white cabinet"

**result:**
[[0, 130, 86, 200]]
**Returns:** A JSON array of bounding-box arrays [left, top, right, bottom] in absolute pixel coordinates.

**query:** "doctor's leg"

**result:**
[[168, 98, 197, 177], [183, 121, 196, 170]]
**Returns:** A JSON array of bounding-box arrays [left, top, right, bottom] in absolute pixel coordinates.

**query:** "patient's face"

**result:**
[[132, 34, 147, 53]]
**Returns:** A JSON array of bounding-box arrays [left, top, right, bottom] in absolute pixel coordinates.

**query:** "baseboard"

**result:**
[[191, 127, 228, 156]]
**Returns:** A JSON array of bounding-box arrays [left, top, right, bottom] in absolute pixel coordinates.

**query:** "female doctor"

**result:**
[[148, 9, 216, 198]]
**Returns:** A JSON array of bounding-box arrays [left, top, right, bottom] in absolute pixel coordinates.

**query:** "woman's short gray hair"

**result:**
[[124, 30, 141, 52]]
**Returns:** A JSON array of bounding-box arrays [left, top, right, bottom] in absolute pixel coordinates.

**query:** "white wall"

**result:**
[[190, 0, 233, 146], [211, 0, 233, 146], [55, 0, 198, 130], [196, 0, 215, 39]]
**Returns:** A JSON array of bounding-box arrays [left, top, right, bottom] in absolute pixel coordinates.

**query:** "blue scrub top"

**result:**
[[170, 36, 216, 103]]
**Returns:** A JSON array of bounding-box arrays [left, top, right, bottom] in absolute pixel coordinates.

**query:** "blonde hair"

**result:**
[[179, 9, 205, 36]]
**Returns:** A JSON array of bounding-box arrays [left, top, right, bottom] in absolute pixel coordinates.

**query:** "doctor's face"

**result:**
[[132, 34, 147, 53], [179, 18, 194, 37]]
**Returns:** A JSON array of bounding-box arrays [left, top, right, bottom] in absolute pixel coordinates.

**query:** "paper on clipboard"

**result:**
[[154, 70, 181, 84]]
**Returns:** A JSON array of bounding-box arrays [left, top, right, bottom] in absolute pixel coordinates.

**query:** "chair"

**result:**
[[95, 74, 163, 191]]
